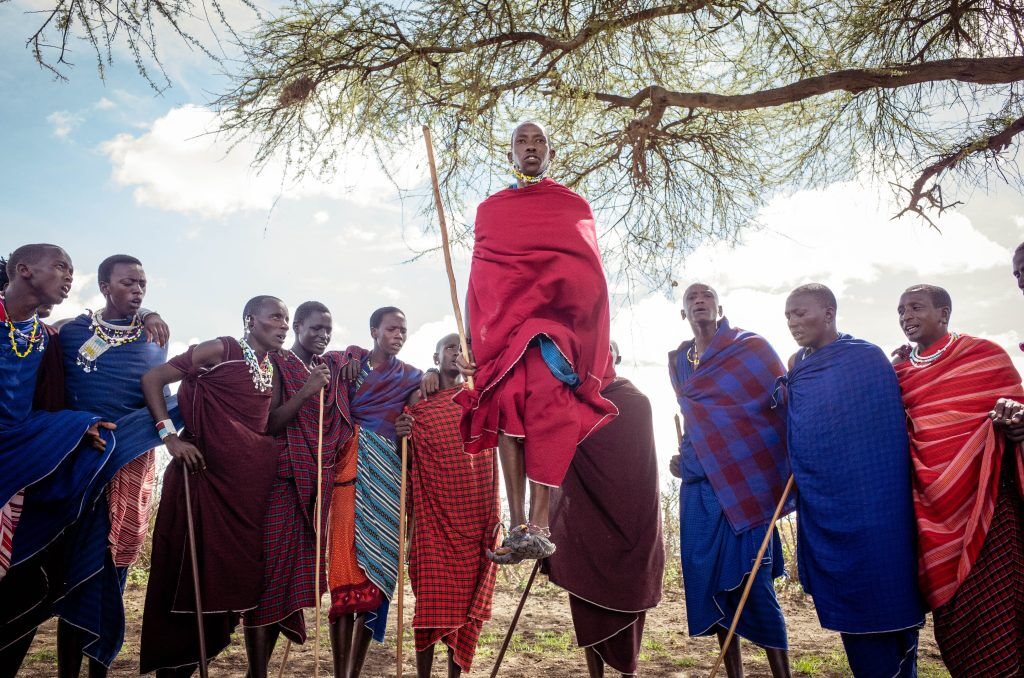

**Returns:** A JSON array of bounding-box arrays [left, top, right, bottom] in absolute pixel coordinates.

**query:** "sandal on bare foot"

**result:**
[[487, 523, 555, 564]]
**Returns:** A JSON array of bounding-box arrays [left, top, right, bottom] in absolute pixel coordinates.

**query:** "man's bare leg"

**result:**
[[243, 624, 280, 678], [497, 434, 527, 527], [764, 647, 791, 678], [527, 481, 550, 528], [584, 646, 605, 678], [330, 615, 355, 678], [415, 643, 434, 678], [715, 627, 744, 678], [446, 645, 462, 678], [346, 613, 373, 678]]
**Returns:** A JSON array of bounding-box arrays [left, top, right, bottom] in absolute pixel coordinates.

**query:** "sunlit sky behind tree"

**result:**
[[3, 0, 1024, 481]]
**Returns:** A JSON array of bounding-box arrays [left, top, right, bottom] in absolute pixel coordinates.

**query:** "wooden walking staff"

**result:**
[[708, 475, 795, 678], [395, 436, 411, 677], [674, 413, 683, 446], [182, 472, 209, 678], [313, 388, 326, 678], [489, 559, 542, 678], [422, 125, 474, 391]]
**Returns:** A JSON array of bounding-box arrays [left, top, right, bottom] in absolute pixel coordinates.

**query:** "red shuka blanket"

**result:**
[[895, 334, 1024, 608], [454, 178, 616, 455]]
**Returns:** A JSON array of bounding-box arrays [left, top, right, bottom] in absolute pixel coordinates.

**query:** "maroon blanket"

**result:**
[[140, 337, 278, 673], [544, 378, 664, 672], [454, 178, 617, 455]]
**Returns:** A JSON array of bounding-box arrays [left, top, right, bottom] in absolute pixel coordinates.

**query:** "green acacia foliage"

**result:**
[[212, 0, 1024, 284]]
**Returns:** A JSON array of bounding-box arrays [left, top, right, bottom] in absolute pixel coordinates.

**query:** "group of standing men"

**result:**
[[0, 119, 666, 678], [672, 270, 1024, 677], [1, 116, 1020, 678]]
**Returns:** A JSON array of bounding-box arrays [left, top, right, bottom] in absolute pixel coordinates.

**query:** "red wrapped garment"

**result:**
[[245, 350, 353, 641], [139, 337, 279, 674], [106, 449, 156, 568], [895, 334, 1024, 608], [454, 178, 617, 486], [408, 387, 499, 672]]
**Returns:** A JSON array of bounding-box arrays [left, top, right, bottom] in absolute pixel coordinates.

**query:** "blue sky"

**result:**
[[4, 1, 1024, 474]]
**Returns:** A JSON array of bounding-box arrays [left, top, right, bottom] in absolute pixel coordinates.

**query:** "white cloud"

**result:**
[[402, 314, 456, 368], [94, 97, 116, 110], [48, 111, 83, 139], [313, 210, 329, 224], [99, 105, 426, 218], [682, 181, 1010, 296]]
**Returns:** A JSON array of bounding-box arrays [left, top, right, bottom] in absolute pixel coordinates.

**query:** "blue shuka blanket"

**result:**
[[782, 335, 925, 633]]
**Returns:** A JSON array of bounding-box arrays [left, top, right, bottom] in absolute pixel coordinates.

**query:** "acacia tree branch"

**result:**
[[588, 57, 1024, 112], [893, 112, 1024, 225]]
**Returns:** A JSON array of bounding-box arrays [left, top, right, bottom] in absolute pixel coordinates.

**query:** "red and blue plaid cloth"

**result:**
[[669, 319, 793, 532]]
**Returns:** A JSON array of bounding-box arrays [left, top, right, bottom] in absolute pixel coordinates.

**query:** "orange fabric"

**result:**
[[328, 432, 366, 589]]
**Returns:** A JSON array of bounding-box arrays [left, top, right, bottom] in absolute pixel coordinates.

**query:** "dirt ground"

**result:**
[[19, 572, 949, 677]]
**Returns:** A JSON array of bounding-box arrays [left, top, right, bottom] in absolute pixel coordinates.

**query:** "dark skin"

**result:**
[[266, 309, 332, 435], [892, 291, 1024, 439], [1013, 249, 1024, 297], [398, 334, 465, 678], [141, 299, 289, 473], [332, 310, 420, 678], [669, 285, 791, 678], [507, 121, 555, 186], [99, 261, 170, 346], [669, 284, 723, 480], [784, 293, 839, 369], [245, 308, 334, 678], [4, 247, 115, 450]]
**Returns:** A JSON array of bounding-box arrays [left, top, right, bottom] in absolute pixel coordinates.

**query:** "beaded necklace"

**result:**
[[0, 295, 44, 359], [511, 165, 546, 185], [76, 310, 145, 372], [909, 333, 959, 368], [91, 310, 143, 346], [240, 337, 274, 392]]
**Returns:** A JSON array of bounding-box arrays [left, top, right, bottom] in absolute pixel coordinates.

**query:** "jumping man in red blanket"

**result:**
[[327, 306, 422, 677], [456, 121, 618, 563], [139, 295, 288, 676], [893, 284, 1024, 677], [399, 333, 500, 677], [243, 301, 352, 678]]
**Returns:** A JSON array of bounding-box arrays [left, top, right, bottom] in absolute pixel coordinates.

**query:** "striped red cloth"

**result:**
[[409, 387, 499, 672], [107, 450, 156, 568], [0, 491, 24, 578], [247, 350, 352, 640], [895, 334, 1024, 608]]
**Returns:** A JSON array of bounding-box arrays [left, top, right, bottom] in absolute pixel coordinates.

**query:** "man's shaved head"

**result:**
[[682, 282, 719, 304], [6, 244, 64, 280], [242, 295, 284, 323], [510, 121, 549, 149], [435, 332, 460, 354], [788, 283, 837, 312], [902, 284, 952, 313]]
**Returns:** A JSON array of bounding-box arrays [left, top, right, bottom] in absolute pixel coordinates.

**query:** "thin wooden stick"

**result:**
[[709, 475, 795, 678], [674, 414, 683, 446], [396, 436, 410, 677], [276, 639, 292, 678], [182, 471, 209, 678], [313, 389, 325, 678], [422, 125, 474, 391], [489, 559, 542, 678]]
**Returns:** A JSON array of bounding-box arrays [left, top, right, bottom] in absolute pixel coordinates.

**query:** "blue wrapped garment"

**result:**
[[676, 353, 788, 649], [51, 315, 177, 666], [783, 335, 925, 634]]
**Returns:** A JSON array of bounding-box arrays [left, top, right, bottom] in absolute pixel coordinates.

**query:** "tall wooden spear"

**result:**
[[395, 436, 410, 677], [313, 389, 325, 678], [422, 125, 474, 390], [182, 472, 209, 678], [708, 475, 795, 678]]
